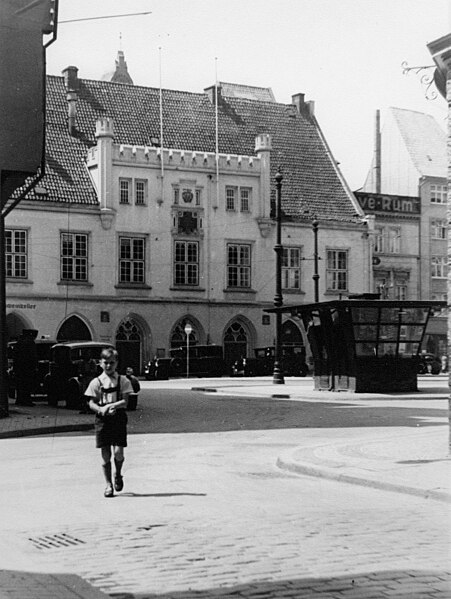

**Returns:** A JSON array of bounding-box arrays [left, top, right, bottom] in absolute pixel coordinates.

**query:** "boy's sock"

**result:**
[[114, 458, 124, 491], [114, 458, 124, 476], [102, 462, 112, 484]]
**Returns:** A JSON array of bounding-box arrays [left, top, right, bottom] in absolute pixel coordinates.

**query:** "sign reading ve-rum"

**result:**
[[355, 192, 420, 215]]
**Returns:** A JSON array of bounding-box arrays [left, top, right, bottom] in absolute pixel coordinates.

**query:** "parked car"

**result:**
[[7, 338, 57, 399], [417, 352, 441, 375], [232, 346, 308, 377], [45, 341, 115, 409], [145, 345, 227, 379]]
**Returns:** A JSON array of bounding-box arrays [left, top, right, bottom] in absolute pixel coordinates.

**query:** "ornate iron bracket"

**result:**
[[401, 61, 437, 101]]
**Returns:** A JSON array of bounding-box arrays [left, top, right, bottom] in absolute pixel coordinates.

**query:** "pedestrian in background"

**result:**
[[14, 329, 38, 406], [125, 366, 140, 393], [85, 348, 133, 498], [125, 366, 140, 411]]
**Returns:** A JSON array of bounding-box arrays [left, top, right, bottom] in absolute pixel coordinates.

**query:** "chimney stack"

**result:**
[[291, 93, 305, 113], [62, 66, 79, 136], [204, 84, 223, 105]]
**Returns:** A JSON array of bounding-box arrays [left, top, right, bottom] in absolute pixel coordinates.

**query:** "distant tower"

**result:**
[[110, 50, 134, 85]]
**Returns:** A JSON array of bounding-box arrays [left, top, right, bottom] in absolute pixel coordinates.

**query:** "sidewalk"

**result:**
[[1, 378, 450, 505]]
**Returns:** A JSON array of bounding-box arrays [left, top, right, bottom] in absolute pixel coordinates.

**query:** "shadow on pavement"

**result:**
[[110, 569, 450, 598], [117, 492, 207, 498]]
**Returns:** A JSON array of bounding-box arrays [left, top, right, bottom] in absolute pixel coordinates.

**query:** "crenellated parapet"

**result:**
[[88, 143, 261, 173]]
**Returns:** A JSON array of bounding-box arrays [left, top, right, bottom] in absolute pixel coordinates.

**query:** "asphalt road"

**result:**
[[0, 383, 449, 598]]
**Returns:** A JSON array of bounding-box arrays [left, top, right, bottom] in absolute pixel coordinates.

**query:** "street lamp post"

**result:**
[[312, 219, 319, 303], [184, 323, 192, 378], [273, 169, 285, 384]]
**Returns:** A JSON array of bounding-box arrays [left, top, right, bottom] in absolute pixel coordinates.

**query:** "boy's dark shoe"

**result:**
[[104, 483, 114, 498], [114, 475, 124, 492]]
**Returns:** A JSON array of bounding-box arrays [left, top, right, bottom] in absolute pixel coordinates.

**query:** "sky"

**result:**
[[46, 0, 450, 191]]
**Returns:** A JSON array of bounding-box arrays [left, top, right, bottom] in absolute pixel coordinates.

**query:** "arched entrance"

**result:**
[[282, 319, 304, 348], [115, 317, 143, 375], [57, 315, 92, 341], [223, 321, 249, 369], [170, 318, 200, 349], [6, 312, 30, 341]]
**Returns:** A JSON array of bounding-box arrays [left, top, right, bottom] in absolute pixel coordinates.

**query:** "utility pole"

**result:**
[[0, 0, 59, 417], [273, 168, 285, 384]]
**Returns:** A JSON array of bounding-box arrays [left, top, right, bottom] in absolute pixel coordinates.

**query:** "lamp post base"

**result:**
[[272, 363, 285, 384]]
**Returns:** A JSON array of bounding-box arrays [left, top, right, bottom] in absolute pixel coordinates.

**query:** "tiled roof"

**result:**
[[390, 107, 447, 178], [25, 75, 360, 223]]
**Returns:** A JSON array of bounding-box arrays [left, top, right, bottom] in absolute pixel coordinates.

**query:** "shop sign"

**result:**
[[356, 192, 420, 214]]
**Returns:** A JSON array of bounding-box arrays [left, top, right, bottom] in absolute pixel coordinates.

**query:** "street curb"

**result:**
[[192, 386, 292, 399], [0, 423, 93, 440], [276, 449, 451, 504]]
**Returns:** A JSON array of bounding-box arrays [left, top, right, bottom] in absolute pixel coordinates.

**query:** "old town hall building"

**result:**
[[5, 54, 369, 373]]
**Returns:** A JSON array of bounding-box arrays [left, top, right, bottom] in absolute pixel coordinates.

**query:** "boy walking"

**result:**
[[85, 348, 133, 497]]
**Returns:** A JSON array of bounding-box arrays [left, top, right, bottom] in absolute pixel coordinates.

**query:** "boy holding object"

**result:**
[[85, 348, 133, 497]]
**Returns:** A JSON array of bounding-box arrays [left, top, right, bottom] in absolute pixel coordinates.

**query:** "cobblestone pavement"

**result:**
[[1, 425, 449, 598]]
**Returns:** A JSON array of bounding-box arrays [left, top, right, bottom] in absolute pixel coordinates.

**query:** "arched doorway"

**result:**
[[282, 319, 304, 348], [6, 312, 29, 341], [116, 317, 143, 375], [170, 319, 199, 348], [224, 321, 249, 369], [57, 315, 92, 342]]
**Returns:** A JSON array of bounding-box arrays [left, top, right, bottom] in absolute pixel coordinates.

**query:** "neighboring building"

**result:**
[[358, 107, 447, 356], [5, 57, 370, 373]]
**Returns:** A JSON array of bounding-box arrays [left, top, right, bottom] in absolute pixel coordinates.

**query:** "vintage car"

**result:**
[[7, 338, 57, 399], [232, 346, 308, 377], [145, 344, 227, 379], [417, 352, 441, 375], [45, 341, 115, 409]]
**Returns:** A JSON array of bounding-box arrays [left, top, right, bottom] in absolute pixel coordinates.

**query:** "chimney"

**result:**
[[62, 66, 79, 136], [306, 100, 315, 117], [204, 84, 223, 105], [291, 93, 305, 113], [374, 109, 381, 194]]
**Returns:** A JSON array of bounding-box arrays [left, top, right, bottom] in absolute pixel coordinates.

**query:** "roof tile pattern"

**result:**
[[391, 107, 447, 178], [26, 75, 358, 223]]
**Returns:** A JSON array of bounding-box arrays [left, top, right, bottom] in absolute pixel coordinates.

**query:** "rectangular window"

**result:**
[[395, 283, 407, 301], [326, 249, 348, 291], [282, 247, 301, 290], [5, 229, 27, 278], [431, 255, 447, 278], [173, 187, 180, 204], [431, 293, 447, 301], [240, 188, 251, 212], [174, 241, 199, 285], [61, 233, 88, 281], [387, 227, 401, 253], [119, 237, 145, 283], [195, 189, 201, 206], [135, 179, 147, 205], [226, 187, 237, 211], [430, 184, 447, 204], [227, 243, 251, 288], [374, 227, 384, 253], [119, 179, 131, 204], [431, 219, 447, 240]]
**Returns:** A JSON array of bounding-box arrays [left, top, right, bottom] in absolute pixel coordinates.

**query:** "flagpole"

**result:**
[[215, 57, 219, 208], [159, 47, 164, 199]]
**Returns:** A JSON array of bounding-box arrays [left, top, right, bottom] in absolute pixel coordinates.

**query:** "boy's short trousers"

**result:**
[[95, 409, 128, 448]]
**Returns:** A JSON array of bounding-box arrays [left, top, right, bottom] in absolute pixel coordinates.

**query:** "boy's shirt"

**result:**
[[85, 372, 133, 406]]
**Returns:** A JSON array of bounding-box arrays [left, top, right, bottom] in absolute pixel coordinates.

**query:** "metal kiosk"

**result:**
[[268, 297, 446, 393]]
